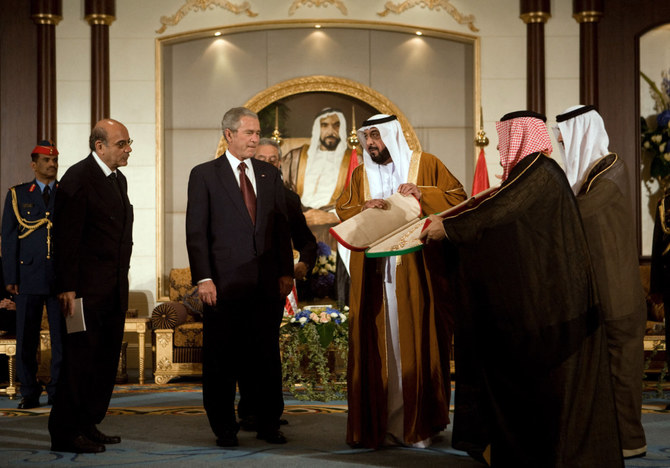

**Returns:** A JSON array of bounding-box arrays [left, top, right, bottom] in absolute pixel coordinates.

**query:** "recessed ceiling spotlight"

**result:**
[[315, 24, 322, 29], [214, 31, 222, 36], [415, 31, 423, 36]]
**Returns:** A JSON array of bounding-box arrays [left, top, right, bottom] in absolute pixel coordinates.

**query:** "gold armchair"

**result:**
[[152, 268, 203, 384], [0, 337, 16, 398], [639, 264, 667, 372]]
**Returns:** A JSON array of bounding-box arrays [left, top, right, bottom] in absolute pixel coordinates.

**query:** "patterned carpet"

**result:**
[[1, 380, 670, 467], [1, 380, 668, 417], [0, 381, 351, 418]]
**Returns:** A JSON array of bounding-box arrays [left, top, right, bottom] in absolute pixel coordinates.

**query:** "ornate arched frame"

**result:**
[[156, 20, 480, 300], [214, 75, 422, 156]]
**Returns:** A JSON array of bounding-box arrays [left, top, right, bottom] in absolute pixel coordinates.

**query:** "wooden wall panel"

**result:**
[[0, 0, 38, 214], [598, 1, 670, 254]]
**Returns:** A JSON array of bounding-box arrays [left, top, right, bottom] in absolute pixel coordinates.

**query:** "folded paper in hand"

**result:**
[[66, 297, 86, 334], [330, 193, 426, 257], [330, 186, 500, 258]]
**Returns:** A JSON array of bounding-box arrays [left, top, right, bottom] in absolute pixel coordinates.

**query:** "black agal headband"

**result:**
[[556, 105, 596, 122], [500, 110, 547, 122], [361, 115, 398, 127]]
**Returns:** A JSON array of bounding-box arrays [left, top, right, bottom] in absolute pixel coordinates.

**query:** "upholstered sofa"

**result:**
[[152, 268, 203, 384]]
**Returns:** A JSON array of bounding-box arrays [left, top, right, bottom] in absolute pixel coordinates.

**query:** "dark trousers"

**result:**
[[15, 294, 63, 399], [202, 295, 284, 437], [604, 311, 647, 451], [48, 300, 125, 440], [336, 252, 350, 306]]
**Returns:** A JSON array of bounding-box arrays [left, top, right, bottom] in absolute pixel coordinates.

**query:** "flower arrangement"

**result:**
[[280, 304, 349, 401], [310, 242, 336, 298], [641, 69, 670, 184]]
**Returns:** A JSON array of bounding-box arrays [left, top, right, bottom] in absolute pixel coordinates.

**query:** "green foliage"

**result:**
[[280, 306, 348, 401], [258, 102, 290, 138], [641, 70, 670, 184]]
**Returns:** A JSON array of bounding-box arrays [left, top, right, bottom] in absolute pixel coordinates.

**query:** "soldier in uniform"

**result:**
[[1, 140, 63, 409]]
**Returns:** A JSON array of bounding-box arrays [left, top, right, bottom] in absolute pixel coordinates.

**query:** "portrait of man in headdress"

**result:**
[[281, 108, 358, 233]]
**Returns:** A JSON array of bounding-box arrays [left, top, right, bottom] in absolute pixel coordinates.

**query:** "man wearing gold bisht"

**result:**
[[335, 114, 466, 448]]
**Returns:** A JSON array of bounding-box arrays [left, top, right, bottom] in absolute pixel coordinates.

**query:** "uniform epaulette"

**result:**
[[9, 186, 53, 258]]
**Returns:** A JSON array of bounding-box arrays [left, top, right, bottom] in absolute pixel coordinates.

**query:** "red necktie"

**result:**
[[238, 161, 256, 225]]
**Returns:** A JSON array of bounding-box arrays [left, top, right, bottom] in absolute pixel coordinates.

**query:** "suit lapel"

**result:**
[[116, 169, 130, 205], [115, 169, 133, 234], [251, 158, 271, 226], [215, 156, 254, 227], [84, 154, 124, 213]]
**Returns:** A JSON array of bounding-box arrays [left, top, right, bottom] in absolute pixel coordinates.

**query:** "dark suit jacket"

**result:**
[[53, 154, 133, 313], [186, 155, 293, 301], [284, 187, 317, 272], [1, 179, 57, 295]]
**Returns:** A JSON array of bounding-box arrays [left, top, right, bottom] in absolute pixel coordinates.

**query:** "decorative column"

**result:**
[[573, 0, 603, 107], [31, 0, 62, 142], [85, 0, 115, 126], [520, 0, 551, 115]]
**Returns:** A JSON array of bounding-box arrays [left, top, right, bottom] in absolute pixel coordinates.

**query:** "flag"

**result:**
[[344, 147, 359, 188], [284, 281, 299, 317], [471, 147, 490, 196]]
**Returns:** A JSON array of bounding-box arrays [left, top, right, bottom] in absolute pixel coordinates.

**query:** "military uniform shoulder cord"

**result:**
[[10, 186, 52, 258]]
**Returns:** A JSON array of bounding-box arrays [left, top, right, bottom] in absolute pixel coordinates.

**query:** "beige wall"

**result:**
[[56, 0, 581, 306]]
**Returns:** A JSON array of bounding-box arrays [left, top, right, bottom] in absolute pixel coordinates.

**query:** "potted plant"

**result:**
[[280, 305, 348, 401]]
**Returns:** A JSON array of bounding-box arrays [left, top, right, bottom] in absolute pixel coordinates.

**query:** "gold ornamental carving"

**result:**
[[0, 343, 16, 354], [156, 356, 173, 371], [156, 0, 258, 34], [289, 0, 348, 16], [155, 375, 175, 384], [378, 0, 479, 33], [158, 335, 171, 348]]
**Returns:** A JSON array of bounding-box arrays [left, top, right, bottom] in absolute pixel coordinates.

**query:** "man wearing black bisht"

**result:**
[[555, 105, 647, 459], [421, 111, 623, 467]]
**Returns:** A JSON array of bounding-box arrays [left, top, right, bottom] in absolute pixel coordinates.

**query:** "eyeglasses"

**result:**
[[113, 139, 133, 149]]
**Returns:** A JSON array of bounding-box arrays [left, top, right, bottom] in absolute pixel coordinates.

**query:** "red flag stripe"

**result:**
[[344, 148, 359, 188], [471, 147, 490, 196]]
